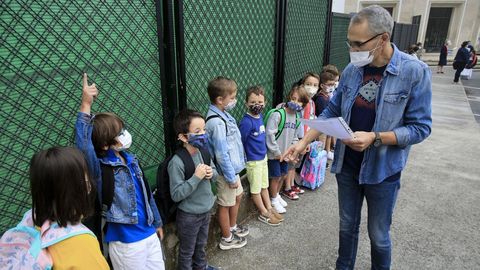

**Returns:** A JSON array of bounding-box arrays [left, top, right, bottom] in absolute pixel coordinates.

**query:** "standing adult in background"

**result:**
[[415, 42, 424, 60], [453, 41, 471, 83], [282, 5, 432, 270], [437, 40, 450, 74]]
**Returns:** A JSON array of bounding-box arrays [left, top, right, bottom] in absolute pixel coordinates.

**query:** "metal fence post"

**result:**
[[323, 0, 333, 66], [273, 0, 287, 106]]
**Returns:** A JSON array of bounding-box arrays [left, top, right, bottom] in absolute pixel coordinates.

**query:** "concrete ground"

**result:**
[[207, 67, 480, 270]]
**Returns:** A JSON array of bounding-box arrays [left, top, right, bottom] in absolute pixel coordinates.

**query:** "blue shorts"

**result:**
[[268, 159, 288, 178]]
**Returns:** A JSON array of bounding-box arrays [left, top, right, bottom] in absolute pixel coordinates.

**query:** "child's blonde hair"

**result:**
[[207, 76, 237, 104]]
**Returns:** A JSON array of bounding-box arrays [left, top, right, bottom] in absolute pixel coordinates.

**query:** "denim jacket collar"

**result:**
[[208, 104, 233, 122]]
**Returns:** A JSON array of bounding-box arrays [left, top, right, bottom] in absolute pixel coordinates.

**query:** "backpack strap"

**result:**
[[175, 147, 196, 180], [273, 108, 286, 140], [206, 114, 227, 134], [199, 147, 212, 165]]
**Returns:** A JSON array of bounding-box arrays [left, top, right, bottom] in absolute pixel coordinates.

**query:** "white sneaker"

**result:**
[[271, 199, 286, 214], [278, 196, 288, 208], [327, 151, 334, 160]]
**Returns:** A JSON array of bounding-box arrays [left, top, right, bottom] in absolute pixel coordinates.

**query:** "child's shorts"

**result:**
[[246, 156, 269, 194], [268, 159, 288, 178], [216, 174, 243, 207]]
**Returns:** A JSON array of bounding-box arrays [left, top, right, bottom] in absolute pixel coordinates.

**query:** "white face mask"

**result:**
[[113, 129, 132, 151], [304, 85, 318, 98], [326, 86, 335, 94], [334, 82, 339, 89], [349, 40, 382, 67], [224, 99, 237, 111]]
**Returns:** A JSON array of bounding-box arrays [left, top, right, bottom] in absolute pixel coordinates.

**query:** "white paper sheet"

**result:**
[[300, 117, 355, 139]]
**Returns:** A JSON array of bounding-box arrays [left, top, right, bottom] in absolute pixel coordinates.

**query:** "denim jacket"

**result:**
[[322, 44, 432, 184], [206, 105, 246, 183], [75, 112, 162, 228]]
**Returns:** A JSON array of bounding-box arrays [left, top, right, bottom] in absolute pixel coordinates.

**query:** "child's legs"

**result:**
[[284, 167, 295, 190], [229, 193, 242, 227], [248, 158, 269, 214], [176, 210, 203, 270], [261, 188, 272, 209], [325, 136, 332, 152], [218, 206, 231, 238], [192, 213, 211, 270], [109, 233, 164, 270], [268, 159, 288, 197], [216, 174, 242, 236]]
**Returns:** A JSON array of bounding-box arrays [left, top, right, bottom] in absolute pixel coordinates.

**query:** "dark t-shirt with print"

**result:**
[[343, 65, 386, 173]]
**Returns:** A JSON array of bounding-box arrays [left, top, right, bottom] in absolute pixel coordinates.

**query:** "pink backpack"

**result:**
[[0, 210, 94, 269]]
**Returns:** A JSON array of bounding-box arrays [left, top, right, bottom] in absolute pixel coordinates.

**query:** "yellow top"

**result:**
[[48, 233, 109, 269]]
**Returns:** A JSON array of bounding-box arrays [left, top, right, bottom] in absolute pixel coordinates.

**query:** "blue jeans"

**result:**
[[176, 210, 211, 270], [335, 168, 401, 270]]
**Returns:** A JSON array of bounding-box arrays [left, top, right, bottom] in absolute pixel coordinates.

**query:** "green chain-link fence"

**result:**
[[182, 0, 277, 119], [329, 12, 352, 72], [1, 0, 165, 232], [283, 0, 329, 99], [1, 0, 333, 233]]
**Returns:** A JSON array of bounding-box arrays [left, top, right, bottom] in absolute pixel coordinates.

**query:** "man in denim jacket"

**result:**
[[283, 5, 432, 270], [75, 74, 164, 269]]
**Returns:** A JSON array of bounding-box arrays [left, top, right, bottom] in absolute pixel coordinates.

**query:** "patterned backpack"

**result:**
[[0, 210, 94, 270], [300, 141, 328, 190]]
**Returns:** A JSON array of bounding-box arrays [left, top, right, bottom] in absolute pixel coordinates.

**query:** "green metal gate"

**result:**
[[1, 0, 165, 232]]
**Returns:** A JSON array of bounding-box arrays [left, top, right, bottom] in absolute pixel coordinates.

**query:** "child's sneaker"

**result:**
[[219, 234, 247, 250], [206, 265, 222, 270], [231, 224, 249, 237], [327, 151, 334, 160], [291, 185, 305, 195], [271, 199, 286, 214], [258, 213, 281, 226], [268, 207, 284, 222], [281, 189, 299, 200], [278, 195, 288, 207]]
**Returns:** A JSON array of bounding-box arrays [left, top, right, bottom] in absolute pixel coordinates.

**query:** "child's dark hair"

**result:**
[[30, 146, 93, 227], [320, 71, 337, 84], [207, 76, 237, 103], [173, 109, 205, 138], [245, 85, 265, 102], [92, 112, 124, 156], [286, 85, 310, 106], [300, 72, 320, 84]]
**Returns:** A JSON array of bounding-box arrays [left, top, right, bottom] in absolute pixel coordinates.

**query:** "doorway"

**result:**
[[424, 7, 452, 52]]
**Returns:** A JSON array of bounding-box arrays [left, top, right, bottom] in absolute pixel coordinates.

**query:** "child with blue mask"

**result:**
[[168, 109, 219, 270]]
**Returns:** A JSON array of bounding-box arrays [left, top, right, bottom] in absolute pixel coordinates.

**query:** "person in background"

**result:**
[[453, 41, 471, 83], [437, 40, 450, 74]]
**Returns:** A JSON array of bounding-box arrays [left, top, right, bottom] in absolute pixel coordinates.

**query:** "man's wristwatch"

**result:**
[[373, 132, 382, 147]]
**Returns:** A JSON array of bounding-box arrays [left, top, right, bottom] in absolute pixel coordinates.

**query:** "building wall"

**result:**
[[341, 0, 480, 51]]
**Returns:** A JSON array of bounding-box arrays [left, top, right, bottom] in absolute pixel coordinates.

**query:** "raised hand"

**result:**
[[80, 73, 98, 114]]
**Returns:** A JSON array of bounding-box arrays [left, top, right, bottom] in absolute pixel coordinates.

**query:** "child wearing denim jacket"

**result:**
[[168, 109, 219, 270], [75, 74, 165, 269], [205, 76, 249, 250], [239, 86, 283, 226]]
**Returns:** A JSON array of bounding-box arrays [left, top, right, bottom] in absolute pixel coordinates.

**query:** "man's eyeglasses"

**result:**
[[346, 33, 383, 49]]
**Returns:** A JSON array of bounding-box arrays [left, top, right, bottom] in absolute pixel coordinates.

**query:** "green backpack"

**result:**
[[264, 107, 301, 140]]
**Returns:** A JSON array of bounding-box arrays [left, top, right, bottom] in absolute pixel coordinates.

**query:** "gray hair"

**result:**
[[350, 5, 394, 36]]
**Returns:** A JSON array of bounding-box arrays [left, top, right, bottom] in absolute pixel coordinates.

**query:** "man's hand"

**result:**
[[301, 144, 311, 155], [80, 73, 98, 114], [156, 227, 164, 240], [281, 139, 308, 163], [342, 131, 375, 152]]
